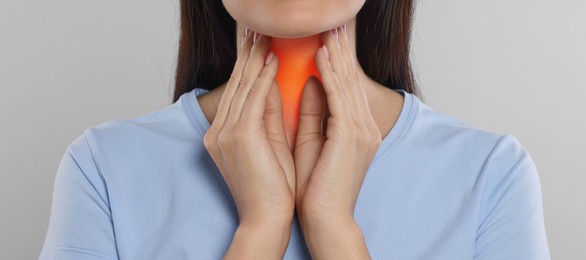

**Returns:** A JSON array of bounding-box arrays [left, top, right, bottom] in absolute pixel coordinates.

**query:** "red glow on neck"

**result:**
[[268, 35, 323, 149]]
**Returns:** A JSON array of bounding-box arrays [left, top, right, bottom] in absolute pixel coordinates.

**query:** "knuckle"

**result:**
[[202, 133, 212, 147], [203, 132, 219, 154], [216, 132, 233, 148], [350, 127, 375, 148], [299, 109, 322, 119], [345, 75, 355, 86], [366, 130, 382, 148], [366, 130, 381, 145], [355, 131, 369, 145], [249, 45, 257, 55], [373, 136, 382, 147], [247, 86, 257, 99], [372, 130, 383, 145], [255, 74, 271, 86], [258, 66, 272, 76], [228, 73, 237, 84], [239, 77, 248, 86], [232, 127, 251, 143]]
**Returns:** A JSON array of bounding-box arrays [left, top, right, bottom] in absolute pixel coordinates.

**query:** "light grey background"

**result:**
[[1, 0, 584, 259]]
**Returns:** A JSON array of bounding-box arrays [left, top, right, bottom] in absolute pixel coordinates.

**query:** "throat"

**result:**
[[268, 35, 323, 149]]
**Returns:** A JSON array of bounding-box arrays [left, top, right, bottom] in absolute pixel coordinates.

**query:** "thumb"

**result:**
[[295, 76, 326, 197], [297, 76, 326, 140], [264, 80, 289, 147], [265, 80, 295, 193]]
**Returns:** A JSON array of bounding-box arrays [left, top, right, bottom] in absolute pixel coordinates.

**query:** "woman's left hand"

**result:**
[[294, 25, 382, 227]]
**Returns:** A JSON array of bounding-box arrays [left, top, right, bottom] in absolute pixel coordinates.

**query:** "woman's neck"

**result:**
[[268, 35, 323, 147], [199, 26, 404, 152]]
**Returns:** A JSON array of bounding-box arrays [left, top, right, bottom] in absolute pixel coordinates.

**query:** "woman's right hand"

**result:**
[[203, 29, 295, 229]]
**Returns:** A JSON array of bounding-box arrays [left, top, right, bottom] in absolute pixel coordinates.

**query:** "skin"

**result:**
[[201, 1, 405, 259]]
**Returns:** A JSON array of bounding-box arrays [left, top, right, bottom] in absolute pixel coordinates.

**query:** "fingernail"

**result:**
[[322, 45, 330, 59], [264, 52, 274, 65], [241, 28, 249, 49], [330, 28, 338, 40], [253, 32, 260, 43], [342, 24, 347, 32]]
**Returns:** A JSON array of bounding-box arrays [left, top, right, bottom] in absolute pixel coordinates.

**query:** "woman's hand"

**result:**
[[203, 29, 295, 258], [294, 25, 380, 258]]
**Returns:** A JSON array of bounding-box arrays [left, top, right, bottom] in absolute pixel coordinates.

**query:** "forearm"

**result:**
[[300, 216, 371, 259], [223, 219, 293, 259]]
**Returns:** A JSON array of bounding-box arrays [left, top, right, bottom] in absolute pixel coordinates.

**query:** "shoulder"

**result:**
[[66, 90, 199, 161], [403, 93, 537, 177], [409, 94, 539, 190], [408, 94, 524, 154], [391, 93, 549, 257]]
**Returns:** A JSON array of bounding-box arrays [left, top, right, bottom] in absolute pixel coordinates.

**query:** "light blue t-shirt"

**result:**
[[40, 88, 550, 259]]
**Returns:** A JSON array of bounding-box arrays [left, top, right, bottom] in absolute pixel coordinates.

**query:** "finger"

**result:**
[[262, 80, 288, 147], [314, 44, 352, 123], [296, 76, 326, 144], [321, 27, 349, 81], [212, 28, 254, 130], [338, 24, 358, 75], [295, 76, 326, 195], [263, 80, 296, 192], [321, 27, 357, 122], [225, 32, 272, 129], [323, 97, 330, 136], [337, 24, 367, 125], [240, 54, 280, 136]]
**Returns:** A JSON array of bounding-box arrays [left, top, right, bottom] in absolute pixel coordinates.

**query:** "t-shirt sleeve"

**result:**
[[39, 130, 119, 260], [474, 135, 550, 259]]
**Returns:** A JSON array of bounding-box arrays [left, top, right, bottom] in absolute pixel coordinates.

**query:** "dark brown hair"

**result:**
[[173, 0, 420, 103]]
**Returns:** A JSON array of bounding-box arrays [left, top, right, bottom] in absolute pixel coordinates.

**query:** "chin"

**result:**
[[254, 22, 334, 38], [242, 13, 351, 38], [223, 0, 363, 39]]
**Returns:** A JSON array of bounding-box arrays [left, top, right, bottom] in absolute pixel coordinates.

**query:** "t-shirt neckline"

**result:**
[[183, 87, 418, 170]]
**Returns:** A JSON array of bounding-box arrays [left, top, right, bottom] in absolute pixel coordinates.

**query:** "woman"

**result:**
[[40, 0, 550, 259]]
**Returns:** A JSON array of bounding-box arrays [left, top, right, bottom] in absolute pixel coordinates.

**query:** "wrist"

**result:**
[[300, 215, 360, 240], [239, 210, 294, 231], [297, 205, 355, 230], [224, 219, 293, 259], [300, 217, 371, 259]]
